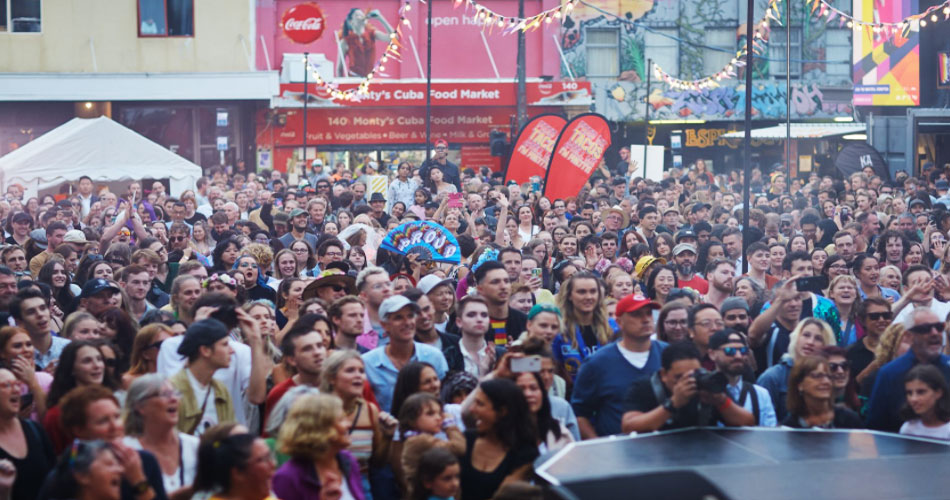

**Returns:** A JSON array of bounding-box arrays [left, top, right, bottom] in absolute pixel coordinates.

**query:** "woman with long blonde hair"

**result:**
[[757, 318, 836, 421], [551, 272, 612, 383]]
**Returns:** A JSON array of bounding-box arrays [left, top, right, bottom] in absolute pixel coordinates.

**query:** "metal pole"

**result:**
[[516, 0, 527, 130], [741, 0, 754, 274], [785, 0, 791, 193], [643, 58, 651, 181], [303, 51, 308, 175], [425, 0, 433, 164]]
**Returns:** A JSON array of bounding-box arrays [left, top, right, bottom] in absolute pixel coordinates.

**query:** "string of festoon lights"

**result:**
[[455, 0, 579, 33], [304, 0, 575, 101], [302, 0, 414, 101], [652, 0, 780, 91], [815, 0, 950, 37], [652, 0, 950, 91]]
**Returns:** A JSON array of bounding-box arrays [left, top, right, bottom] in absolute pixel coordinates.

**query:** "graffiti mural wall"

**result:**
[[560, 0, 855, 122]]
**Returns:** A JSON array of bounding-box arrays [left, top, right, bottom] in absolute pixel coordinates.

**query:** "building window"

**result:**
[[586, 27, 620, 77], [644, 29, 679, 78], [138, 0, 193, 37], [703, 29, 736, 78], [825, 29, 851, 79], [770, 28, 802, 78], [0, 0, 42, 33]]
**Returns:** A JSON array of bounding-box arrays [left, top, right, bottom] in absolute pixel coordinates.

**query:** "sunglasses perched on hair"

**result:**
[[866, 311, 892, 321], [721, 346, 748, 357], [909, 322, 944, 334]]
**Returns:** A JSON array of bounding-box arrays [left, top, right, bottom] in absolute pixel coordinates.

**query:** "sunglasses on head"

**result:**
[[867, 311, 892, 321], [909, 322, 944, 335]]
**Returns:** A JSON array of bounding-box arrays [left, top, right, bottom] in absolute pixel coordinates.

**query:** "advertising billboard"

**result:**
[[852, 0, 921, 106]]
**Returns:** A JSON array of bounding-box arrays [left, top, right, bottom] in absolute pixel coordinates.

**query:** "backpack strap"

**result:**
[[737, 382, 760, 426]]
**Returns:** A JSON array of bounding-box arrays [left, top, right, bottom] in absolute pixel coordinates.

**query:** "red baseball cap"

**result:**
[[615, 294, 661, 317], [434, 138, 448, 147]]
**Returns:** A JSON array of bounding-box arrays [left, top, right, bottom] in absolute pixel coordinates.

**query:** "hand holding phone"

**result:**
[[448, 192, 463, 208], [511, 355, 542, 373]]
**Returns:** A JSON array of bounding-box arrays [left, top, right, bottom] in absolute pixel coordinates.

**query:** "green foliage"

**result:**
[[621, 35, 645, 77]]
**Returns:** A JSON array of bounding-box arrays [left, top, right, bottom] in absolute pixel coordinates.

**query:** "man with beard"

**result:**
[[0, 267, 18, 324], [867, 308, 950, 431], [329, 296, 367, 352], [673, 243, 707, 294], [475, 261, 527, 348], [701, 259, 735, 309], [708, 329, 777, 426], [720, 297, 751, 334], [278, 208, 318, 250]]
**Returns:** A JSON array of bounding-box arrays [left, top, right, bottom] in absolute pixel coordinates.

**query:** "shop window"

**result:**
[[703, 29, 736, 78], [825, 29, 851, 79], [138, 0, 193, 37], [586, 27, 620, 77], [770, 28, 802, 78], [1, 0, 42, 33], [645, 29, 679, 78]]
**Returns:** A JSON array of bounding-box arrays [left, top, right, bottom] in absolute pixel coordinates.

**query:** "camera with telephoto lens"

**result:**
[[692, 368, 729, 394]]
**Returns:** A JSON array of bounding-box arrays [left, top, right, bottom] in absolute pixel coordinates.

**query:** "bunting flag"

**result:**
[[504, 114, 568, 186], [542, 113, 611, 202]]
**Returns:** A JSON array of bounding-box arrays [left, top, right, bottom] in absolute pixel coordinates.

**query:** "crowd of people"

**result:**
[[1, 146, 950, 500]]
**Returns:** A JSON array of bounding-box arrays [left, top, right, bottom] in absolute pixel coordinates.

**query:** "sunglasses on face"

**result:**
[[867, 311, 892, 321], [909, 322, 944, 335], [320, 284, 346, 293], [829, 361, 851, 372], [721, 346, 749, 357], [725, 313, 748, 321]]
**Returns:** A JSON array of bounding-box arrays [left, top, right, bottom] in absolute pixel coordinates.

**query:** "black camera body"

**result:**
[[692, 368, 729, 394]]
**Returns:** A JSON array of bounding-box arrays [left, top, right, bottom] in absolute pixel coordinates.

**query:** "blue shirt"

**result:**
[[34, 335, 70, 370], [756, 358, 793, 422], [867, 351, 950, 432], [362, 342, 449, 413], [857, 285, 900, 302], [570, 340, 666, 437]]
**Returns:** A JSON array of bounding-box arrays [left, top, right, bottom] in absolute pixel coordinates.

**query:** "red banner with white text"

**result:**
[[542, 114, 611, 201], [504, 114, 567, 186]]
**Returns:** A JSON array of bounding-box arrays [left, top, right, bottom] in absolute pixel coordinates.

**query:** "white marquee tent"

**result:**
[[0, 116, 202, 198]]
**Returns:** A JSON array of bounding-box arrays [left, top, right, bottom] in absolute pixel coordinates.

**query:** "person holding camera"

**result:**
[[620, 342, 755, 433], [708, 329, 777, 426]]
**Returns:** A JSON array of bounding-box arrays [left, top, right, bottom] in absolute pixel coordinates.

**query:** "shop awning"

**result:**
[[720, 123, 866, 139], [0, 72, 279, 101]]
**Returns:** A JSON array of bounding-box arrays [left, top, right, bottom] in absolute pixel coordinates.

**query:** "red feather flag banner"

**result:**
[[504, 114, 567, 186], [542, 113, 611, 201]]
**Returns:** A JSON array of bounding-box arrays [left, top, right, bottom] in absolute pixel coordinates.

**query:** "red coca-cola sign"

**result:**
[[281, 3, 325, 44]]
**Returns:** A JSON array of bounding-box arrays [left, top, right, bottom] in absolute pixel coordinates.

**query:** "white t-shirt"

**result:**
[[899, 419, 950, 440], [617, 342, 651, 369], [157, 336, 252, 425], [123, 433, 200, 493], [186, 368, 218, 435], [893, 299, 950, 327]]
